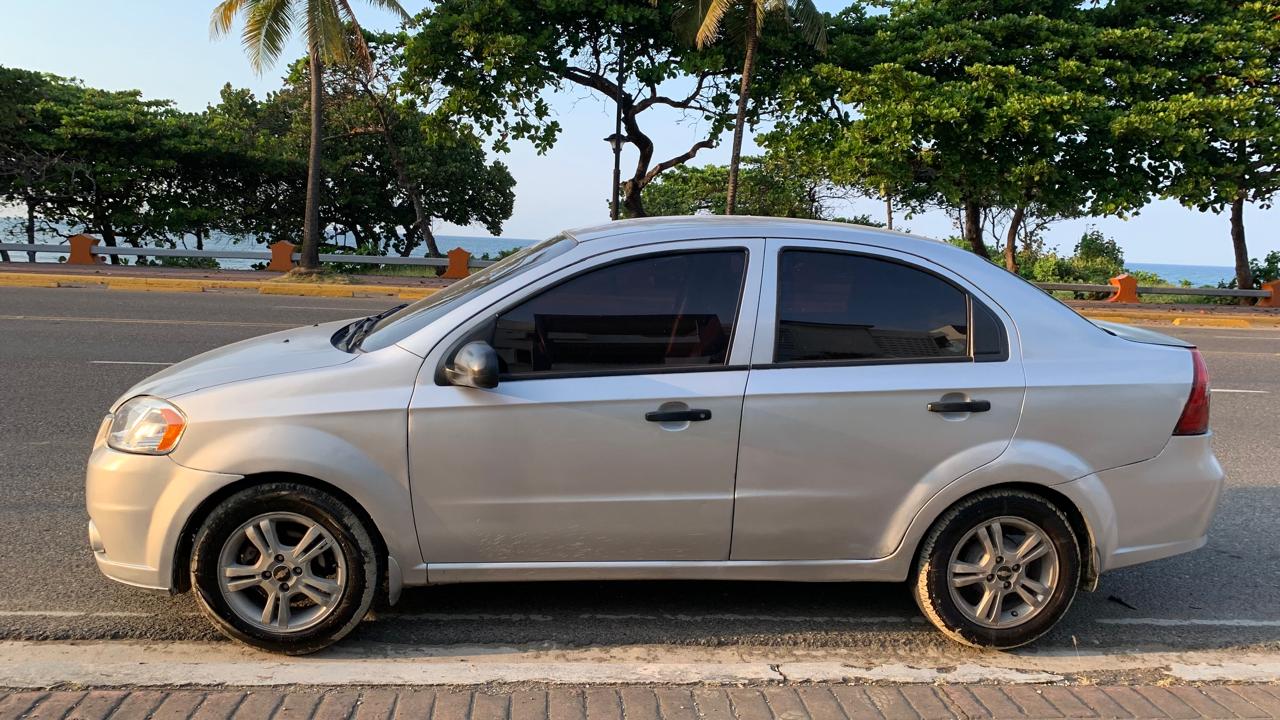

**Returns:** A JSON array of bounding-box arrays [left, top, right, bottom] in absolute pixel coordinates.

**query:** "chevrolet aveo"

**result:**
[[86, 217, 1223, 654]]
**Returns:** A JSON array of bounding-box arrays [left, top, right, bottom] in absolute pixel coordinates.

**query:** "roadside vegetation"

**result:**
[[0, 0, 1277, 297]]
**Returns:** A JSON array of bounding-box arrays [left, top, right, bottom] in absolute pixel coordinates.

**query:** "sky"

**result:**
[[3, 0, 1277, 267]]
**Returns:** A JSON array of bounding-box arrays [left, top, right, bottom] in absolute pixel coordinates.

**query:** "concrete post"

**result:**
[[1258, 279, 1280, 308], [1106, 273, 1140, 304], [442, 247, 471, 280], [67, 234, 100, 265], [267, 241, 296, 272]]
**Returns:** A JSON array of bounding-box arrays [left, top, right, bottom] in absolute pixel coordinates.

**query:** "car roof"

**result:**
[[562, 215, 945, 253]]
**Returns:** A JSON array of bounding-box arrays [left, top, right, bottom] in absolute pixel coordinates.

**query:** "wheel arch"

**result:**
[[171, 472, 391, 596], [911, 481, 1099, 591]]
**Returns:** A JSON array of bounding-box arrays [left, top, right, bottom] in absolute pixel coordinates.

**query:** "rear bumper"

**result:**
[[86, 442, 241, 591], [1060, 433, 1224, 573]]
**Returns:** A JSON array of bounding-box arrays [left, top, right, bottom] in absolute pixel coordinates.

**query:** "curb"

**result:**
[[1074, 310, 1279, 329], [4, 271, 1278, 327], [0, 272, 437, 301]]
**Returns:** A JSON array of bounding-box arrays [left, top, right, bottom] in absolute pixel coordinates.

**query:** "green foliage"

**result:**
[[641, 155, 864, 220], [1074, 228, 1124, 268]]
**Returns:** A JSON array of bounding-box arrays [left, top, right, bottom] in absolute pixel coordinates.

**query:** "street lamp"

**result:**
[[604, 132, 627, 221]]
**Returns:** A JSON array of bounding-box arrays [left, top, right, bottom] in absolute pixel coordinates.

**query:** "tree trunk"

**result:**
[[25, 197, 38, 262], [195, 227, 205, 251], [725, 8, 759, 216], [1230, 194, 1252, 293], [299, 44, 325, 271], [1004, 205, 1025, 273], [963, 200, 987, 258], [622, 179, 647, 218], [92, 202, 122, 265], [884, 188, 893, 231]]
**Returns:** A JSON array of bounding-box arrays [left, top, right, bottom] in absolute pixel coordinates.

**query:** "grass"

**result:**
[[275, 268, 353, 284]]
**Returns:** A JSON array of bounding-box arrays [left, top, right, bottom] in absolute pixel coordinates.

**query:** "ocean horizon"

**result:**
[[1126, 262, 1236, 287]]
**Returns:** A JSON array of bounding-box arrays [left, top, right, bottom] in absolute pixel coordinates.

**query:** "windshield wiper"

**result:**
[[341, 303, 407, 352]]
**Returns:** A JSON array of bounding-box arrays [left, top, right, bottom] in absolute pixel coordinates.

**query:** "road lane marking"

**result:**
[[0, 314, 290, 327], [0, 610, 160, 618], [273, 305, 378, 311], [1211, 388, 1270, 394], [89, 360, 174, 366], [1213, 335, 1280, 339], [1096, 617, 1280, 627]]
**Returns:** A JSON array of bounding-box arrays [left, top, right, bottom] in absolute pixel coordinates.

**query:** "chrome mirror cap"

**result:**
[[445, 341, 500, 389]]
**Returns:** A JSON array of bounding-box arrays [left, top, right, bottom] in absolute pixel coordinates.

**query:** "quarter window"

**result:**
[[775, 250, 971, 363], [493, 250, 747, 376]]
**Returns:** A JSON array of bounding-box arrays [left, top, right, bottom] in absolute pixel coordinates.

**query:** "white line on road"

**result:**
[[0, 314, 291, 327], [1211, 388, 1270, 394], [1096, 617, 1280, 627], [1213, 335, 1280, 339], [273, 305, 378, 311], [0, 610, 157, 618], [89, 360, 174, 366]]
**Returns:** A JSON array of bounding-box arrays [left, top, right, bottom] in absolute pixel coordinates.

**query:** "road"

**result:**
[[1, 285, 1278, 658]]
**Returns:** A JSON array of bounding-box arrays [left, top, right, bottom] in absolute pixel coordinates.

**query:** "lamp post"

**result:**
[[604, 132, 626, 220]]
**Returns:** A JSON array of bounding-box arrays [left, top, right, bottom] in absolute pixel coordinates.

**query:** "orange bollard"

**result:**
[[442, 247, 472, 279], [1258, 279, 1280, 308], [1106, 273, 1140, 304], [67, 233, 100, 265], [266, 241, 296, 272]]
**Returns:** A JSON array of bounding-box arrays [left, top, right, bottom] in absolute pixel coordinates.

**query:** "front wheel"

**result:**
[[912, 489, 1080, 649], [190, 482, 378, 655]]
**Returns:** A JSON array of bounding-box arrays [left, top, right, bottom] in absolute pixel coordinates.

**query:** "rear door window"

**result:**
[[775, 250, 981, 364]]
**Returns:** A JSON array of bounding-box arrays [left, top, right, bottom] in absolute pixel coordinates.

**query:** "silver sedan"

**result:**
[[86, 217, 1223, 654]]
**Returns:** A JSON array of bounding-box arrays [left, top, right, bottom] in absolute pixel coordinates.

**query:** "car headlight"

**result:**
[[107, 396, 187, 455]]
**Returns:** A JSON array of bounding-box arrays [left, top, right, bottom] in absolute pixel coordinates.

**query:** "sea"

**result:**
[[0, 219, 1238, 283], [1126, 262, 1237, 287], [0, 220, 536, 270]]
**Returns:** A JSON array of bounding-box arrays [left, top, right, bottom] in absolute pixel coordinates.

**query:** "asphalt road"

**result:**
[[1, 286, 1278, 656]]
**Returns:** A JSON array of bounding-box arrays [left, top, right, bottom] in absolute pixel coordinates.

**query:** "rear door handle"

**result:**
[[928, 400, 991, 413], [645, 409, 712, 422]]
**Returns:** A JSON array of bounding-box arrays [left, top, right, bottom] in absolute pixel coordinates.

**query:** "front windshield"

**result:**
[[359, 234, 577, 352]]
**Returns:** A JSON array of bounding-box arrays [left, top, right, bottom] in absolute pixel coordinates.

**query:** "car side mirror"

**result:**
[[445, 341, 500, 389]]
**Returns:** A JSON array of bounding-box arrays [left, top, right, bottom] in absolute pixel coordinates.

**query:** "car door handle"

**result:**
[[928, 400, 991, 413], [645, 409, 712, 422]]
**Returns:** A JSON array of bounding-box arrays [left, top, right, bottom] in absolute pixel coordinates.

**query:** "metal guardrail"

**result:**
[[0, 243, 496, 267], [1036, 281, 1271, 298], [1, 241, 1274, 302]]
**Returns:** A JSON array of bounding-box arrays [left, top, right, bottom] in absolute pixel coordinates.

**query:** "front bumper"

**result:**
[[86, 440, 241, 591], [1059, 433, 1225, 574]]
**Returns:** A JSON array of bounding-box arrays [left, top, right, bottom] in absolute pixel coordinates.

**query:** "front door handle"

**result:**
[[645, 409, 712, 422], [928, 400, 991, 413]]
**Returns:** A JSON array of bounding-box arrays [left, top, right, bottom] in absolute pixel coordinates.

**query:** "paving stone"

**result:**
[[151, 692, 209, 720], [584, 688, 621, 720], [652, 688, 697, 720], [1001, 687, 1064, 718], [471, 691, 510, 720], [1132, 687, 1201, 720], [1102, 686, 1171, 718], [1165, 687, 1240, 719], [388, 688, 434, 719], [1037, 687, 1099, 719], [899, 686, 958, 720], [1197, 687, 1271, 719], [0, 692, 48, 720], [430, 690, 473, 719], [689, 688, 734, 720], [547, 688, 585, 720], [1070, 687, 1131, 718], [511, 690, 550, 720], [619, 688, 660, 720], [866, 686, 924, 720], [274, 692, 322, 720], [831, 686, 893, 719], [23, 692, 87, 720]]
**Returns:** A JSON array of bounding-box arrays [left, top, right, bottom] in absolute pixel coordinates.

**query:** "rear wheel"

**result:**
[[913, 489, 1080, 649], [190, 482, 378, 655]]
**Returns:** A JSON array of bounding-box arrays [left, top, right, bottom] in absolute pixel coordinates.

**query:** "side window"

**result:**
[[493, 250, 747, 376], [775, 250, 972, 363]]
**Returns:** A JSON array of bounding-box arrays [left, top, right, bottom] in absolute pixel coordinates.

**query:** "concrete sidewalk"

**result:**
[[5, 684, 1280, 719]]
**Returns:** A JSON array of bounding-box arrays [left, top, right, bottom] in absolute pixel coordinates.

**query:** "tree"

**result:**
[[641, 154, 858, 219], [662, 0, 826, 215], [1104, 0, 1280, 292], [403, 0, 767, 218], [769, 1, 1153, 270], [210, 0, 409, 272]]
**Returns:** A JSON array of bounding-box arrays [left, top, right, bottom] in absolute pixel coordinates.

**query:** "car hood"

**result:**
[[1091, 319, 1194, 348], [114, 319, 358, 406]]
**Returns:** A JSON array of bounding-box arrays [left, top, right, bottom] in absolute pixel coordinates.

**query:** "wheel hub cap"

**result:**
[[946, 516, 1060, 629], [216, 512, 347, 633]]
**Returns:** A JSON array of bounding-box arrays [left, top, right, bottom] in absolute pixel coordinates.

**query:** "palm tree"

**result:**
[[667, 0, 826, 215], [210, 0, 408, 272]]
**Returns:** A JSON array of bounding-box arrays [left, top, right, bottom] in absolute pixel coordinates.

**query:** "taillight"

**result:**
[[1174, 348, 1210, 435]]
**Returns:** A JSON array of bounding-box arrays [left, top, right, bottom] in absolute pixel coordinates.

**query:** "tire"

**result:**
[[190, 482, 378, 655], [912, 488, 1080, 649]]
